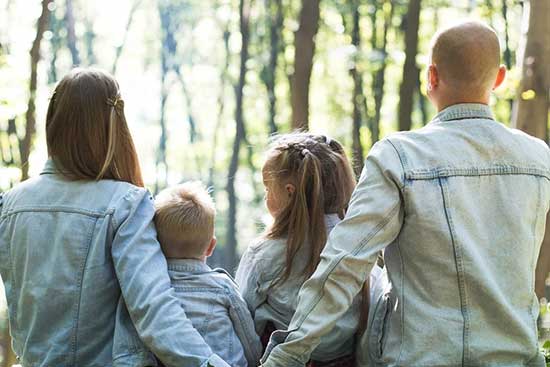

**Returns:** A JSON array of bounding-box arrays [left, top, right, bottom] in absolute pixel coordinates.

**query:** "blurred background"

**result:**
[[0, 0, 549, 364]]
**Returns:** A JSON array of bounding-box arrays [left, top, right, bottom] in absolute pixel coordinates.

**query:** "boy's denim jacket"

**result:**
[[236, 214, 363, 362], [0, 160, 229, 367], [261, 104, 550, 367], [114, 259, 263, 367]]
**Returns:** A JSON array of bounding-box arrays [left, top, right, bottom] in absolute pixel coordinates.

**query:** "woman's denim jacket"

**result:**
[[261, 104, 550, 367], [236, 214, 364, 361], [0, 160, 229, 367]]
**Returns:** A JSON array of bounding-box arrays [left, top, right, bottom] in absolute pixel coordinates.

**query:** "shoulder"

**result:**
[[246, 236, 287, 259]]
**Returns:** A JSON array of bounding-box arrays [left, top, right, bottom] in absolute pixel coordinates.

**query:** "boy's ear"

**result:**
[[492, 65, 506, 90], [205, 236, 217, 258]]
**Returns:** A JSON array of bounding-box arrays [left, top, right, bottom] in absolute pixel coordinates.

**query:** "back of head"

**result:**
[[154, 182, 216, 259], [46, 68, 143, 186], [264, 132, 356, 282], [430, 21, 500, 96]]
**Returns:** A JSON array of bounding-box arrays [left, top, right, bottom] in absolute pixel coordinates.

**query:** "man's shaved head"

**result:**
[[430, 21, 501, 93]]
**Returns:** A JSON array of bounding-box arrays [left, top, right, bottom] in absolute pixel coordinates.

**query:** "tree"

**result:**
[[261, 0, 284, 135], [398, 0, 421, 131], [370, 0, 393, 145], [225, 0, 253, 271], [20, 0, 52, 181], [65, 0, 80, 66], [512, 0, 550, 298], [344, 0, 368, 177], [291, 0, 321, 130], [112, 0, 143, 75]]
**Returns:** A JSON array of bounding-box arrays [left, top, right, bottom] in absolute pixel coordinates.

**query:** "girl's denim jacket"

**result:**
[[261, 104, 550, 367], [0, 160, 229, 367], [236, 214, 368, 362]]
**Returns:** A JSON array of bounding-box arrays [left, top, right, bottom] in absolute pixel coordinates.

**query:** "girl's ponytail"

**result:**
[[264, 133, 356, 285]]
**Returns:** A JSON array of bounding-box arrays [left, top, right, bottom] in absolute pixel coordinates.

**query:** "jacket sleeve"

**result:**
[[110, 187, 229, 367], [260, 139, 405, 367], [227, 283, 264, 367]]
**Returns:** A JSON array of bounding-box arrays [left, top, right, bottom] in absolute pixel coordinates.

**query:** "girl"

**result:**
[[236, 132, 382, 366], [0, 69, 227, 367]]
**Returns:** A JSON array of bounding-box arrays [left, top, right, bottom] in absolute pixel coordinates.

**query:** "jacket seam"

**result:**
[[439, 177, 470, 366], [406, 167, 550, 180], [386, 139, 407, 191], [0, 206, 112, 220], [72, 217, 98, 365]]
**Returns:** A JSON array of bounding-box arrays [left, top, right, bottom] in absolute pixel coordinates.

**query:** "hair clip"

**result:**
[[107, 94, 122, 108], [324, 135, 332, 145]]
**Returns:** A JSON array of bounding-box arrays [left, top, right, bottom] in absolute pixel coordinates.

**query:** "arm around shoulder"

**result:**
[[111, 187, 230, 367]]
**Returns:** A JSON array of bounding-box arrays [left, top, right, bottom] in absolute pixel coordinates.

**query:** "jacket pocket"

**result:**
[[368, 292, 392, 362]]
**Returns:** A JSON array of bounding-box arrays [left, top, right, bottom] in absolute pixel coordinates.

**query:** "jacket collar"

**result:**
[[167, 258, 212, 273], [40, 158, 61, 175], [430, 103, 494, 124]]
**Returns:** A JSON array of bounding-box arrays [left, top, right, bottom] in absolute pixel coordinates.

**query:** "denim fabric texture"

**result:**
[[261, 104, 550, 367], [237, 214, 370, 361], [0, 161, 229, 367]]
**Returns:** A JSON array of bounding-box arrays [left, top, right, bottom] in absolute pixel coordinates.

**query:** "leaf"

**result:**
[[544, 340, 550, 350]]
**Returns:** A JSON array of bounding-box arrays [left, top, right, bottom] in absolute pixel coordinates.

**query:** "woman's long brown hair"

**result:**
[[264, 133, 356, 284], [46, 68, 143, 187]]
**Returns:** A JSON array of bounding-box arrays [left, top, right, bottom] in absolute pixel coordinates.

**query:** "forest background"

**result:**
[[0, 0, 549, 364]]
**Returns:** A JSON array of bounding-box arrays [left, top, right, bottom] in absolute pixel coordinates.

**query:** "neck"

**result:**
[[435, 93, 490, 112]]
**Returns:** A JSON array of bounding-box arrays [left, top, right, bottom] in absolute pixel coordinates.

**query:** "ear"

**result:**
[[492, 65, 506, 90], [427, 64, 439, 91], [205, 236, 217, 258], [285, 184, 296, 196]]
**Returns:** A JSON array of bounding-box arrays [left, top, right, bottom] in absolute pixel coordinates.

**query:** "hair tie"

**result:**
[[301, 148, 310, 157], [324, 135, 332, 145]]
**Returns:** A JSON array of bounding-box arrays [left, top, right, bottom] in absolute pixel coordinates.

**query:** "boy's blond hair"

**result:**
[[154, 182, 216, 258]]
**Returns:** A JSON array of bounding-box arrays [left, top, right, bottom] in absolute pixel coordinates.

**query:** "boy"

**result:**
[[114, 182, 262, 367], [260, 21, 550, 367]]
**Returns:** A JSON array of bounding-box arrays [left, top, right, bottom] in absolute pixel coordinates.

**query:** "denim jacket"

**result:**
[[0, 160, 229, 367], [236, 214, 367, 361], [261, 104, 550, 367], [114, 259, 262, 367]]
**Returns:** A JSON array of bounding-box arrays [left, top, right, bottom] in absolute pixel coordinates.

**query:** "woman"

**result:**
[[0, 68, 228, 367]]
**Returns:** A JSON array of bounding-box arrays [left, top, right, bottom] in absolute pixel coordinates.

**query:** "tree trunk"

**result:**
[[501, 0, 514, 114], [65, 0, 80, 66], [208, 26, 230, 192], [264, 0, 283, 135], [347, 0, 365, 177], [20, 0, 52, 181], [397, 0, 421, 132], [225, 0, 252, 273], [370, 0, 393, 145], [111, 0, 142, 75], [291, 0, 320, 130], [513, 0, 550, 298]]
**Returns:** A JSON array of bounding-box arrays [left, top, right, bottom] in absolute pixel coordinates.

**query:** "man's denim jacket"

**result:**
[[261, 104, 550, 367], [0, 160, 229, 367], [236, 214, 363, 361], [114, 259, 263, 367]]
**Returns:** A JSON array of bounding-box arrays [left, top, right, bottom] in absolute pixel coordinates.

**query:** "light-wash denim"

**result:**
[[0, 160, 229, 367], [237, 214, 373, 361], [261, 104, 550, 367], [114, 259, 263, 367]]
